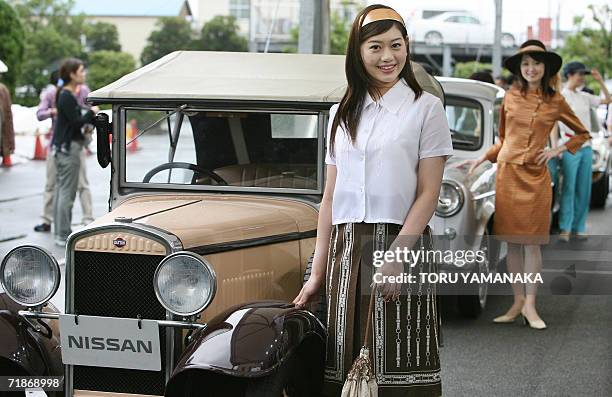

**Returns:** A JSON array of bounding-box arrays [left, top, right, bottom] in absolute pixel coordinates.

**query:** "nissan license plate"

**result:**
[[59, 314, 161, 371]]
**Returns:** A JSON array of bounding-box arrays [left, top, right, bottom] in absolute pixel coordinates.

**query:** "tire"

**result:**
[[424, 31, 443, 46], [590, 173, 609, 208], [500, 33, 515, 47], [457, 229, 493, 318], [245, 352, 310, 397], [302, 254, 328, 325]]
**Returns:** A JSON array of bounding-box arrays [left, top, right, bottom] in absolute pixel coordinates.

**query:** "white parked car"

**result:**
[[410, 11, 516, 47], [432, 78, 505, 318]]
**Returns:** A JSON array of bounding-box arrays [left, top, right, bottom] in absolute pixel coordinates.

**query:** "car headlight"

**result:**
[[436, 180, 464, 217], [591, 150, 601, 168], [0, 245, 60, 307], [154, 252, 216, 317]]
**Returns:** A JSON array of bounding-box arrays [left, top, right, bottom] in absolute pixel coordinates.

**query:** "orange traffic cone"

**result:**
[[33, 132, 47, 160], [126, 119, 139, 152], [1, 155, 12, 167]]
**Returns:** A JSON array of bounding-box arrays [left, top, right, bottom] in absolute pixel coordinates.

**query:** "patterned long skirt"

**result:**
[[323, 223, 442, 397]]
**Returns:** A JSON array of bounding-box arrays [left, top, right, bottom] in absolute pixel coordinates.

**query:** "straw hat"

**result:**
[[503, 40, 562, 75]]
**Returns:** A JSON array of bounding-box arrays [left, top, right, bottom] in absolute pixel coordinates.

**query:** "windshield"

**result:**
[[445, 96, 484, 151], [122, 108, 322, 193]]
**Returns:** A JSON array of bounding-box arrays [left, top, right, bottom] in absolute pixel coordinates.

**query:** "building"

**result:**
[[192, 0, 363, 52], [72, 0, 192, 62]]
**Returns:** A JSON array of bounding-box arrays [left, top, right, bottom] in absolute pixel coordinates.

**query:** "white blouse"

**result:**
[[325, 79, 453, 226]]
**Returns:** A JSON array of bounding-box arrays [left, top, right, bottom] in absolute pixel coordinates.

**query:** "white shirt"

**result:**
[[325, 79, 453, 226], [559, 86, 601, 148]]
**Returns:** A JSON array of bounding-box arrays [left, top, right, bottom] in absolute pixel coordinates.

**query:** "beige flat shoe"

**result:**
[[559, 231, 570, 242]]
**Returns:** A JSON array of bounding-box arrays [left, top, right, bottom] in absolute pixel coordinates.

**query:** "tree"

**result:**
[[141, 17, 194, 65], [0, 0, 25, 94], [87, 50, 135, 91], [195, 15, 247, 52], [558, 4, 611, 93], [11, 0, 87, 105], [453, 62, 494, 79], [284, 10, 350, 54], [86, 21, 121, 52], [330, 10, 350, 55]]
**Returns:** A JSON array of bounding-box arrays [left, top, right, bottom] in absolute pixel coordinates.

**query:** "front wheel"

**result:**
[[590, 173, 609, 208], [457, 229, 493, 318], [425, 31, 443, 46], [500, 33, 515, 47]]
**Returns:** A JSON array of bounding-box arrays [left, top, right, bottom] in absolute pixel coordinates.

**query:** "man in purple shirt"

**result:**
[[34, 71, 94, 232]]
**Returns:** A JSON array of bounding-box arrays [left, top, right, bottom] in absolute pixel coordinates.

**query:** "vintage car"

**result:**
[[0, 51, 447, 397], [589, 107, 610, 208], [431, 78, 505, 318]]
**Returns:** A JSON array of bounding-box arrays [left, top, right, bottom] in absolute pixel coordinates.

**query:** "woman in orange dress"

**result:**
[[468, 40, 589, 330]]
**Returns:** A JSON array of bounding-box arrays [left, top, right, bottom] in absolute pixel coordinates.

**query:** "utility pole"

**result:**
[[492, 0, 502, 77], [298, 0, 330, 54], [249, 0, 258, 52]]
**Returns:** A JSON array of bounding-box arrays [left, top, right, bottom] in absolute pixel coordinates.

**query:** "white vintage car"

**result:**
[[409, 11, 516, 47], [432, 78, 505, 318]]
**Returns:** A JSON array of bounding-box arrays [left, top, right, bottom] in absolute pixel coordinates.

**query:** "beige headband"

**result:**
[[361, 8, 406, 28], [518, 45, 547, 54]]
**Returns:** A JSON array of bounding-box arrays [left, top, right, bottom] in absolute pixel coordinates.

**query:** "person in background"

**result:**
[[469, 70, 495, 84], [34, 69, 95, 232], [52, 58, 99, 246], [466, 40, 590, 330], [556, 62, 611, 241], [495, 75, 509, 90], [0, 74, 15, 165]]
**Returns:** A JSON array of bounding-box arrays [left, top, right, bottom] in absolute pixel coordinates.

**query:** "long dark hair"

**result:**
[[55, 58, 84, 105], [515, 52, 556, 100], [330, 4, 422, 155]]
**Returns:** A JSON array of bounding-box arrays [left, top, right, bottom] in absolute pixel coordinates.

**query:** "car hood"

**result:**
[[89, 194, 318, 250]]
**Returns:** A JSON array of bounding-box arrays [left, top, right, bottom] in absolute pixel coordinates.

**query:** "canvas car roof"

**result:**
[[88, 51, 444, 105]]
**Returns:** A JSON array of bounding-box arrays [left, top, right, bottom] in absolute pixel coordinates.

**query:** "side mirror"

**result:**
[[94, 113, 112, 168]]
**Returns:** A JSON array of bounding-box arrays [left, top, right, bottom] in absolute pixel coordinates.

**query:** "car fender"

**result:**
[[165, 301, 326, 395], [0, 293, 62, 376]]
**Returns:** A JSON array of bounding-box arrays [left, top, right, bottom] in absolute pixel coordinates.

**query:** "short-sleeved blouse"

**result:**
[[325, 79, 453, 226]]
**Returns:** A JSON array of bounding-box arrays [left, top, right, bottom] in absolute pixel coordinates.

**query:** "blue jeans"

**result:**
[[559, 146, 592, 233]]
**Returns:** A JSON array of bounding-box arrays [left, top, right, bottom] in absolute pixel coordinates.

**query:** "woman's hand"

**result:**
[[91, 106, 100, 114], [536, 147, 562, 165], [454, 155, 487, 175], [293, 272, 324, 309], [374, 258, 404, 302]]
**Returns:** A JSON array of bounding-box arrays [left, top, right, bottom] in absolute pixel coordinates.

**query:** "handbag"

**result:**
[[340, 287, 378, 397]]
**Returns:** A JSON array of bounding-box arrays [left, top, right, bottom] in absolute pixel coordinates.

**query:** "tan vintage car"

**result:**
[[0, 51, 445, 397]]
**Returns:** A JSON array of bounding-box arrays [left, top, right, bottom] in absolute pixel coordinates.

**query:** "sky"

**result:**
[[375, 0, 610, 40]]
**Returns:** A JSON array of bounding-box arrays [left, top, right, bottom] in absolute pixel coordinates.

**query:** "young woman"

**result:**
[[52, 58, 99, 245], [467, 40, 590, 330], [293, 5, 452, 396]]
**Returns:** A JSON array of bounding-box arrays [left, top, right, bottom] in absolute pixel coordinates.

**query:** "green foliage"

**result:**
[[0, 0, 25, 94], [87, 50, 135, 91], [11, 0, 88, 105], [283, 9, 351, 54], [558, 4, 611, 94], [140, 17, 195, 65], [86, 21, 121, 52], [452, 62, 493, 78], [330, 10, 350, 55], [196, 15, 247, 52]]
